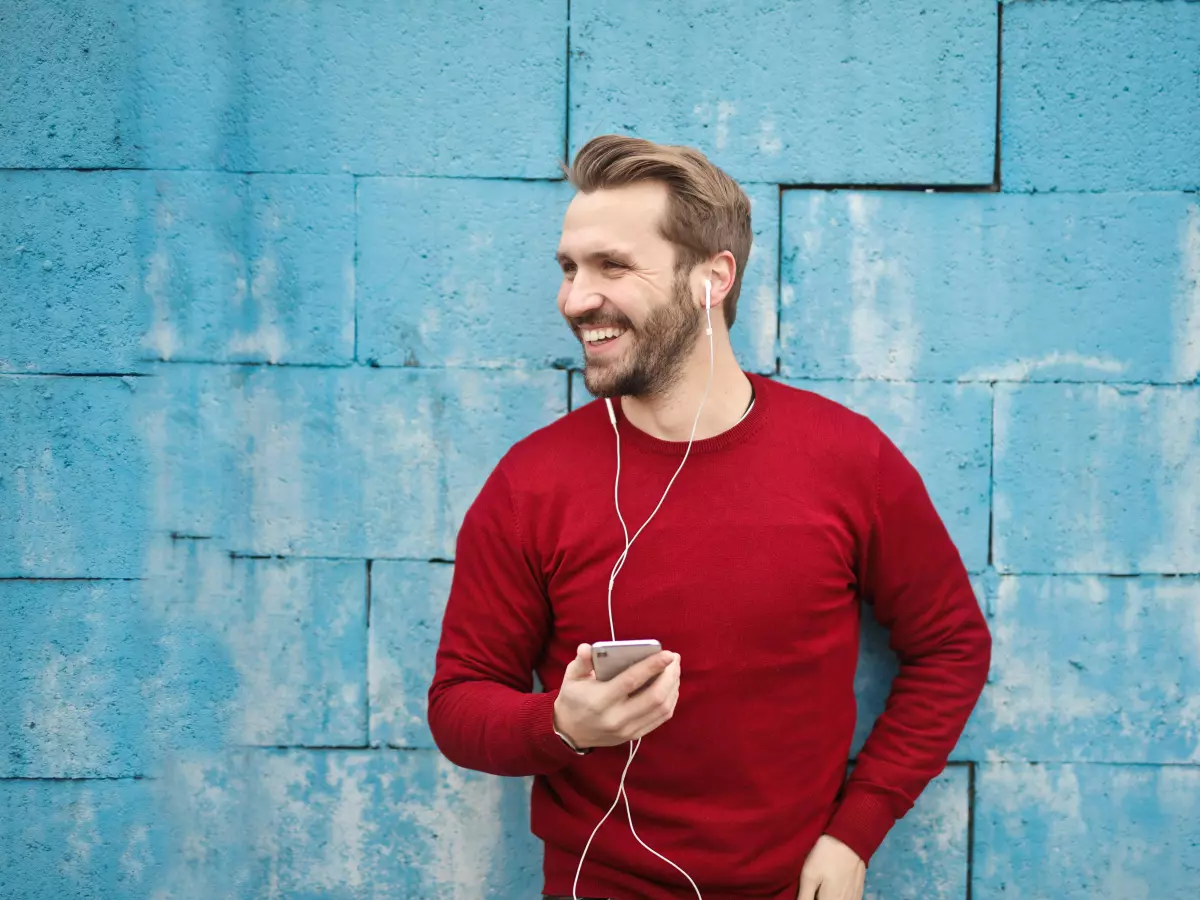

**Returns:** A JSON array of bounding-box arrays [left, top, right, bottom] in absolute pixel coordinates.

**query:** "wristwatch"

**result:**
[[554, 725, 592, 755]]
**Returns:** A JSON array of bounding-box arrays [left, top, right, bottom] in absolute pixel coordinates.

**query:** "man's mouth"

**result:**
[[581, 326, 628, 346]]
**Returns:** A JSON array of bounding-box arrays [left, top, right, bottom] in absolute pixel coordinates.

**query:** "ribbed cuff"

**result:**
[[516, 689, 584, 770], [823, 788, 897, 865]]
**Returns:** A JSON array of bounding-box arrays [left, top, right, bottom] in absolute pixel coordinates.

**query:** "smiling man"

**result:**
[[428, 135, 991, 900]]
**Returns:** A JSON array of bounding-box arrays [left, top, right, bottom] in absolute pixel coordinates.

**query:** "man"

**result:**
[[428, 134, 991, 900]]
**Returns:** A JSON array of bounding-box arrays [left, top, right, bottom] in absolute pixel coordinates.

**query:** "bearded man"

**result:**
[[428, 134, 991, 900]]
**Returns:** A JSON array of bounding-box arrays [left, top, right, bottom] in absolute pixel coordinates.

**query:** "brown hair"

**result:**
[[561, 135, 753, 330]]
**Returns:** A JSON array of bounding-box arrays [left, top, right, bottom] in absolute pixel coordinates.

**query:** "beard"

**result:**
[[577, 270, 703, 400]]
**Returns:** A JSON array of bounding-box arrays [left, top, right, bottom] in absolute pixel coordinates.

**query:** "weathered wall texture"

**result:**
[[2, 1, 1198, 897]]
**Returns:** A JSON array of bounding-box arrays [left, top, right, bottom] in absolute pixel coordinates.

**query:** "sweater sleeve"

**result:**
[[426, 462, 581, 776], [824, 428, 992, 863]]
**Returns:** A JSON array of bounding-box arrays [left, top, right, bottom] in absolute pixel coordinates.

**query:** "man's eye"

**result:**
[[603, 260, 626, 270]]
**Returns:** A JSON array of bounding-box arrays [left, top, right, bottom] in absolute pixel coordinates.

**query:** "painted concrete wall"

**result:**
[[2, 1, 1198, 897]]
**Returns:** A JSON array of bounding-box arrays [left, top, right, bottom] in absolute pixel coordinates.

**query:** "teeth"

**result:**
[[582, 327, 626, 343]]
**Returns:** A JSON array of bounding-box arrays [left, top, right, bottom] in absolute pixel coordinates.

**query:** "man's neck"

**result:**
[[619, 340, 753, 442]]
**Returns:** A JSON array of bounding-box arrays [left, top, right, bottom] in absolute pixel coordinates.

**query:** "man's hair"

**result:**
[[561, 134, 753, 330]]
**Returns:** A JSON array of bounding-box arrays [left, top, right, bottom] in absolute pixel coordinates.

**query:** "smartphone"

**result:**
[[592, 639, 663, 683]]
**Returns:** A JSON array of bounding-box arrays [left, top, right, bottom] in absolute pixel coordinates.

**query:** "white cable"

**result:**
[[573, 280, 717, 900]]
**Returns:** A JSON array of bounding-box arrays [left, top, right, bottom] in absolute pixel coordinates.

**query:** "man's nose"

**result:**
[[561, 271, 604, 320]]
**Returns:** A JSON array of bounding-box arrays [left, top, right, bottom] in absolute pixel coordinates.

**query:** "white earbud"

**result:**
[[704, 278, 713, 336]]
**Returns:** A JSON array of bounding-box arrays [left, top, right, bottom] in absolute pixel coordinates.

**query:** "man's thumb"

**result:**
[[565, 643, 594, 679]]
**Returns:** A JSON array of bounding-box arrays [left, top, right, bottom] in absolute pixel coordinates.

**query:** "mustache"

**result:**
[[572, 318, 633, 331]]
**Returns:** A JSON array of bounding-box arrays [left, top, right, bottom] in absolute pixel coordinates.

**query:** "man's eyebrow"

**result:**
[[555, 248, 635, 265]]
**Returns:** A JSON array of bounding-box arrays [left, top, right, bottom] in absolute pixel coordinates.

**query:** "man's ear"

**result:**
[[705, 251, 738, 309]]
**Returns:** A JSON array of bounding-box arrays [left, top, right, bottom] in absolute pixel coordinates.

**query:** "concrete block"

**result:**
[[138, 365, 567, 559], [1, 0, 565, 177], [356, 178, 578, 369], [0, 0, 247, 171], [147, 543, 369, 750], [781, 191, 1200, 383], [994, 383, 1200, 573], [0, 375, 146, 577], [865, 766, 969, 900], [1, 550, 367, 777], [570, 0, 996, 184], [0, 749, 542, 898], [118, 0, 247, 171], [0, 0, 140, 168], [236, 173, 357, 363], [369, 560, 452, 749], [0, 777, 175, 899], [959, 576, 1200, 764], [1003, 0, 1200, 192], [792, 380, 992, 572], [1, 171, 355, 371], [137, 172, 356, 365], [0, 580, 160, 778], [1, 172, 146, 373], [235, 0, 565, 176], [974, 763, 1200, 899]]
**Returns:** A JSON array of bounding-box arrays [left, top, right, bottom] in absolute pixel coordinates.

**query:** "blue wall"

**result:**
[[2, 1, 1198, 897]]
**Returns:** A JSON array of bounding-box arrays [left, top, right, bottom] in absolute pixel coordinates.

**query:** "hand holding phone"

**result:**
[[552, 640, 681, 750]]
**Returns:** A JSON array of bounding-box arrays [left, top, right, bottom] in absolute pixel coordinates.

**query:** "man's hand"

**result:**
[[552, 643, 681, 749], [797, 835, 865, 900]]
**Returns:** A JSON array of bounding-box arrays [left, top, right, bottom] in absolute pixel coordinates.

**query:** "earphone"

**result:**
[[575, 279, 715, 900]]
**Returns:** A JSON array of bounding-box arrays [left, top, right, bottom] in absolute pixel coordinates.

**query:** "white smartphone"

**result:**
[[592, 639, 662, 683]]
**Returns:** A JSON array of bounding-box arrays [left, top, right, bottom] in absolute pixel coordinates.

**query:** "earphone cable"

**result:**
[[572, 281, 716, 900]]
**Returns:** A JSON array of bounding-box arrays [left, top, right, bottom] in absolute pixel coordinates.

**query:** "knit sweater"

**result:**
[[428, 372, 991, 899]]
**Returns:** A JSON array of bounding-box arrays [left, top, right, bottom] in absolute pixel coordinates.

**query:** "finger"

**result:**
[[610, 650, 676, 697], [627, 675, 679, 728], [629, 652, 680, 697], [664, 674, 681, 714], [621, 657, 680, 720], [796, 872, 819, 900], [564, 643, 594, 680], [619, 671, 680, 739]]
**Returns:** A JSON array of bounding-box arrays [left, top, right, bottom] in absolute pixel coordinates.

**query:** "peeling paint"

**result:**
[[403, 756, 505, 897], [228, 251, 287, 363], [757, 117, 782, 157], [846, 194, 919, 380], [141, 249, 180, 361], [1152, 386, 1200, 573], [960, 351, 1127, 383], [238, 380, 307, 553], [1177, 204, 1200, 382]]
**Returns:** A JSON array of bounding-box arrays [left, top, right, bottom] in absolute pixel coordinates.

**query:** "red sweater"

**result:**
[[428, 372, 991, 899]]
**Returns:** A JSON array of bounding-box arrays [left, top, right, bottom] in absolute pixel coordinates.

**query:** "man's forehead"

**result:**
[[557, 183, 668, 256]]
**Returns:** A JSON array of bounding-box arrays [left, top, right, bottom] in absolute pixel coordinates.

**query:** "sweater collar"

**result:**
[[609, 371, 770, 457]]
